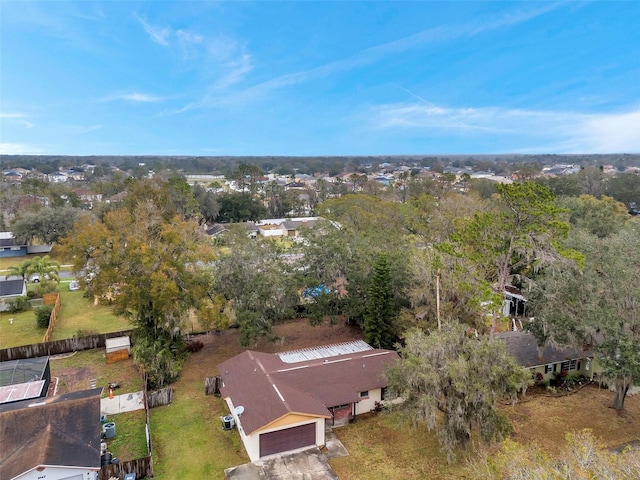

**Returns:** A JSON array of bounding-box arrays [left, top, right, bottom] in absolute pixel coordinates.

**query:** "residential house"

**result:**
[[0, 279, 27, 311], [74, 189, 103, 209], [217, 340, 398, 461], [495, 330, 599, 382], [0, 232, 27, 257], [254, 217, 319, 238], [205, 223, 228, 237], [0, 389, 102, 480]]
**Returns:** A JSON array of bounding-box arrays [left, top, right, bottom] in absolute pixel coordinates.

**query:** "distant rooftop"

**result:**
[[277, 340, 372, 364]]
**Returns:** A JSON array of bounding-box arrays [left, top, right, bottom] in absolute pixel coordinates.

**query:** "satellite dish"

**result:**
[[234, 406, 245, 416]]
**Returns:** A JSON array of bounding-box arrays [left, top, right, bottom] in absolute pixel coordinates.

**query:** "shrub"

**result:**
[[185, 340, 204, 353], [38, 282, 59, 295], [74, 329, 99, 338], [8, 296, 30, 313], [34, 304, 54, 329], [534, 372, 544, 385]]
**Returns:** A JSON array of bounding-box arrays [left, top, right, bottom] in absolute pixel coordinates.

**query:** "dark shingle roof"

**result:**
[[0, 389, 102, 478], [495, 331, 591, 368], [0, 279, 26, 297], [218, 345, 398, 435]]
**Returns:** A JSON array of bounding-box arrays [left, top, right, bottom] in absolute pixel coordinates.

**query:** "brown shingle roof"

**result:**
[[0, 389, 101, 478], [218, 345, 398, 435]]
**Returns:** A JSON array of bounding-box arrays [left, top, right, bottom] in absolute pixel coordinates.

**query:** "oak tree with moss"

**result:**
[[60, 179, 217, 388], [386, 323, 529, 460]]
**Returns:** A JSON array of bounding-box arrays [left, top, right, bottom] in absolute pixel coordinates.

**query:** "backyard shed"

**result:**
[[105, 336, 131, 364]]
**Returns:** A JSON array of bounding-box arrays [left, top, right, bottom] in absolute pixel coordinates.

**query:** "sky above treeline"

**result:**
[[1, 1, 639, 157]]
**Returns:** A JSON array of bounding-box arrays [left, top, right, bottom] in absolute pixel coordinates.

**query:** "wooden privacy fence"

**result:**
[[99, 456, 153, 480], [147, 387, 173, 408], [0, 330, 134, 361], [205, 376, 221, 396], [41, 293, 61, 343]]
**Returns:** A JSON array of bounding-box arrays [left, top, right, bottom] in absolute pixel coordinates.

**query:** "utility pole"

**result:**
[[436, 269, 441, 331]]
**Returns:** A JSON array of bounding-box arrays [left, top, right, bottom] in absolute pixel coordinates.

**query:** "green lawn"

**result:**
[[104, 410, 149, 461], [51, 288, 131, 341], [150, 376, 248, 479], [0, 306, 45, 347], [0, 285, 131, 349]]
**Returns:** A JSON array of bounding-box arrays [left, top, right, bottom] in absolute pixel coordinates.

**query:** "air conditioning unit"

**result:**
[[222, 415, 235, 430]]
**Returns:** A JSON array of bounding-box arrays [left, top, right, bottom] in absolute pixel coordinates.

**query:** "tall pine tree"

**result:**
[[364, 253, 396, 349]]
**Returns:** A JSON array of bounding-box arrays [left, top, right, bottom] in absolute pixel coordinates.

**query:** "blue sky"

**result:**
[[1, 1, 639, 156]]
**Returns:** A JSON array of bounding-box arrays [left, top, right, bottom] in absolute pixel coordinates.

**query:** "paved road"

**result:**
[[0, 270, 74, 281]]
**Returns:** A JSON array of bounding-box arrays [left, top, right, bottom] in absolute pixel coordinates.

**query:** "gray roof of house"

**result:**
[[0, 279, 26, 297], [0, 389, 102, 477], [282, 220, 317, 231], [0, 237, 24, 248], [495, 331, 591, 368]]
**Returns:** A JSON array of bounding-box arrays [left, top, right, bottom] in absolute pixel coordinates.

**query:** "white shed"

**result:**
[[105, 336, 131, 364]]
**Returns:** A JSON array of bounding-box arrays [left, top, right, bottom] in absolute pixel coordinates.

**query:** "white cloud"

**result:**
[[134, 13, 170, 46], [0, 113, 33, 128], [176, 29, 203, 45], [102, 92, 163, 103], [222, 3, 564, 103], [0, 143, 43, 154], [123, 93, 161, 103], [214, 53, 253, 90], [1, 112, 34, 128], [371, 102, 640, 153]]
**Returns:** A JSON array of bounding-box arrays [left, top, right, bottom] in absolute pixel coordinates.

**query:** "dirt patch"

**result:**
[[187, 318, 363, 377], [50, 350, 143, 396]]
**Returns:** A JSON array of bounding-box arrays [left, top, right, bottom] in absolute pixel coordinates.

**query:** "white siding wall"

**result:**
[[354, 387, 383, 415]]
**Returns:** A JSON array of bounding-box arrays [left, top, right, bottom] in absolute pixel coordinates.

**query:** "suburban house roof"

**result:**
[[495, 331, 592, 368], [218, 342, 399, 435], [0, 389, 102, 478], [0, 232, 26, 249], [205, 224, 227, 236], [0, 279, 27, 298], [282, 219, 317, 231]]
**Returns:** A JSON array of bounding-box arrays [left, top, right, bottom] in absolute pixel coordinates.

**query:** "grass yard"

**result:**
[[330, 385, 640, 479], [106, 409, 149, 461], [0, 287, 131, 349], [51, 289, 131, 340], [330, 411, 470, 479], [0, 307, 46, 347]]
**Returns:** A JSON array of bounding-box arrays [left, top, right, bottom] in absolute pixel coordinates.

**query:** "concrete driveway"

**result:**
[[224, 429, 348, 480], [225, 447, 339, 480]]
